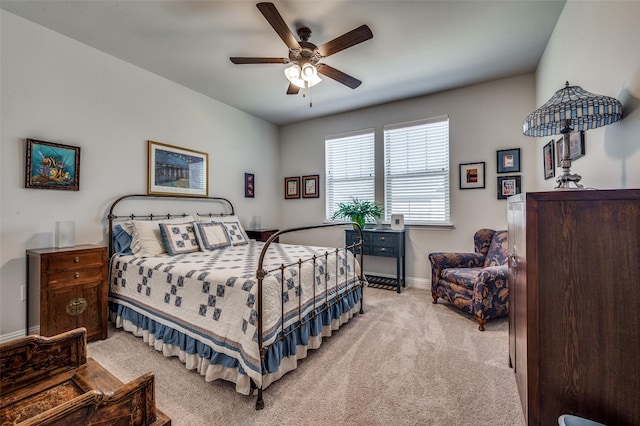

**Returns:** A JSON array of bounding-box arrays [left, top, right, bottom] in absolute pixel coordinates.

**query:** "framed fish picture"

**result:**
[[25, 139, 80, 191]]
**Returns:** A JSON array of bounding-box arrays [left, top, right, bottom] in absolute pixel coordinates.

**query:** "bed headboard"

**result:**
[[107, 193, 235, 256]]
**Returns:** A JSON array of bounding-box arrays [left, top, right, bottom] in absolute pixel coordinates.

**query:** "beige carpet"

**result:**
[[88, 287, 525, 425]]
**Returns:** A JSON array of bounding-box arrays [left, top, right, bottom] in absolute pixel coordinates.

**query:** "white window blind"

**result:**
[[384, 116, 450, 225], [325, 129, 375, 220]]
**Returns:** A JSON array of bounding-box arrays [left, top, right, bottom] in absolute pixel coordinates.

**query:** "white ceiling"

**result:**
[[1, 0, 565, 126]]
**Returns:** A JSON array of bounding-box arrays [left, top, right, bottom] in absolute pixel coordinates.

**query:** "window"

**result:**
[[325, 129, 375, 220], [384, 116, 450, 225]]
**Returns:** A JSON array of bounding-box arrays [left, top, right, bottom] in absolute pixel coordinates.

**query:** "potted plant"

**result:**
[[332, 198, 384, 229]]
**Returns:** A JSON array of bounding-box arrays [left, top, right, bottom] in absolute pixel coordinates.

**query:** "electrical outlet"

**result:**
[[21, 285, 25, 301]]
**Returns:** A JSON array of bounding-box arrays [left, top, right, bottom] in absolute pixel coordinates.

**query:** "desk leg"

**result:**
[[402, 254, 406, 288], [396, 256, 401, 293]]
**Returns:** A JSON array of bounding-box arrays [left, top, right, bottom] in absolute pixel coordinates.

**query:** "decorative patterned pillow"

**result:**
[[130, 216, 195, 257], [159, 222, 200, 256], [194, 222, 231, 251], [222, 219, 249, 246]]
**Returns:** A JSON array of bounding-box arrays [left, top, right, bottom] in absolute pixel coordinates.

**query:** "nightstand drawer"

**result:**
[[48, 267, 104, 287], [47, 250, 105, 272]]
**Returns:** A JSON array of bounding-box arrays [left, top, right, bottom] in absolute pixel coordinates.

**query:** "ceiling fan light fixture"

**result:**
[[301, 63, 321, 87], [284, 65, 305, 88]]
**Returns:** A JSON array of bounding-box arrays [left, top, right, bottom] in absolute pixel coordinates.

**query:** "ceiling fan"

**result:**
[[230, 2, 373, 96]]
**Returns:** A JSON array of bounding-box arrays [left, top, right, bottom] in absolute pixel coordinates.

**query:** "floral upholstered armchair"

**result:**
[[428, 229, 509, 331]]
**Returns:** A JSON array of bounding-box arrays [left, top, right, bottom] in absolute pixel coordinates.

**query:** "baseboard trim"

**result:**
[[0, 326, 40, 344]]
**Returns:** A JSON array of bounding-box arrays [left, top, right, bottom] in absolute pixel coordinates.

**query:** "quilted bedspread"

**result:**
[[109, 241, 362, 389]]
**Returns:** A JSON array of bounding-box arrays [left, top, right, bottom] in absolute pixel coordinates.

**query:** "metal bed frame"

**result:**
[[107, 194, 365, 409]]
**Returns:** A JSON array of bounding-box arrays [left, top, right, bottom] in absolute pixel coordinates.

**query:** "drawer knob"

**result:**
[[380, 248, 387, 252], [380, 237, 385, 241], [74, 272, 80, 278], [74, 256, 80, 263], [66, 297, 87, 316]]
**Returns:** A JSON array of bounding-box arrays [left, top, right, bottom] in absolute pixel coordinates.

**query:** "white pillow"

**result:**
[[200, 215, 250, 246], [130, 216, 195, 257], [194, 222, 231, 251], [159, 222, 200, 256]]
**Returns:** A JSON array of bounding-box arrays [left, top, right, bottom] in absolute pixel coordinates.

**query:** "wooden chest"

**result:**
[[0, 328, 170, 425]]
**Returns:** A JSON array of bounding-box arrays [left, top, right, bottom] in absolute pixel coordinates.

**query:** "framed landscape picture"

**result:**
[[25, 139, 80, 191], [148, 140, 208, 197], [459, 162, 486, 189]]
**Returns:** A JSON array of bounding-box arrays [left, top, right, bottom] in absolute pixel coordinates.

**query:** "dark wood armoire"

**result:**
[[507, 189, 640, 426]]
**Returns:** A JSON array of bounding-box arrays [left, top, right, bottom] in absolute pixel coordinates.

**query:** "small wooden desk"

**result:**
[[346, 229, 406, 293]]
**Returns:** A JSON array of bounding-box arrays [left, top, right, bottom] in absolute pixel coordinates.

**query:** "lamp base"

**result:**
[[556, 173, 584, 189], [555, 172, 584, 190]]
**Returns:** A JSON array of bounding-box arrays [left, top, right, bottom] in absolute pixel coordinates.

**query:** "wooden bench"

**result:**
[[0, 328, 170, 425]]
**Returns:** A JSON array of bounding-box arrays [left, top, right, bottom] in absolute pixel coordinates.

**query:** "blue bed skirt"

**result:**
[[109, 285, 362, 382]]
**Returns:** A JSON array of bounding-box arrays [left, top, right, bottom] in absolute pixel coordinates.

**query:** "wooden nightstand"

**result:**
[[246, 228, 279, 243], [26, 245, 108, 342]]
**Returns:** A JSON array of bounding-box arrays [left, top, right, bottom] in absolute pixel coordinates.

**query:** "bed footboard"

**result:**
[[254, 223, 365, 410]]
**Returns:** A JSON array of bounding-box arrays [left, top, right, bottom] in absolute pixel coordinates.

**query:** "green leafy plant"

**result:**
[[332, 198, 384, 229]]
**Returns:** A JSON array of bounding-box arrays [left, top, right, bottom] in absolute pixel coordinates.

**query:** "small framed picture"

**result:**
[[497, 175, 522, 200], [302, 175, 319, 198], [25, 139, 81, 191], [459, 162, 486, 190], [244, 173, 254, 198], [497, 148, 521, 173], [543, 140, 555, 180], [556, 131, 585, 165], [284, 176, 300, 199]]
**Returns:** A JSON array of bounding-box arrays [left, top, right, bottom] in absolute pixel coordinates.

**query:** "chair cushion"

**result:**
[[484, 230, 508, 267], [441, 267, 482, 290]]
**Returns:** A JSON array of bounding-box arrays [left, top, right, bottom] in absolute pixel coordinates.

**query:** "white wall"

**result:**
[[534, 1, 640, 190], [0, 11, 280, 338], [278, 74, 537, 285]]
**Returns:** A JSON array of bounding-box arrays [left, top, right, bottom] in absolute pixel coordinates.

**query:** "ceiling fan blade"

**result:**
[[286, 83, 300, 95], [317, 25, 373, 57], [230, 57, 289, 64], [256, 2, 300, 50], [317, 64, 362, 89]]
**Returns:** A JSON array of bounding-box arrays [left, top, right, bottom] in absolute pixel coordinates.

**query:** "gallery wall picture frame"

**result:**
[[543, 140, 555, 180], [244, 173, 254, 198], [302, 174, 320, 198], [497, 148, 521, 173], [556, 130, 585, 165], [497, 175, 522, 200], [459, 161, 486, 190], [284, 176, 300, 199], [148, 140, 208, 197], [25, 138, 81, 191]]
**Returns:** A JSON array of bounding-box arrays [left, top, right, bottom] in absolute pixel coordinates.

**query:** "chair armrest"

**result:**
[[428, 252, 485, 269], [472, 265, 509, 319]]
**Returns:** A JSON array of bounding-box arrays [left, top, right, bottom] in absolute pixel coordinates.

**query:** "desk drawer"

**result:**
[[370, 245, 397, 257], [369, 233, 398, 248]]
